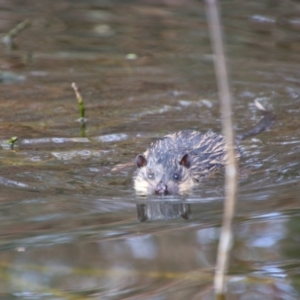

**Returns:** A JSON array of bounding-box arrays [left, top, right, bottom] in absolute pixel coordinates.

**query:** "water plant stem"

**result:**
[[205, 0, 238, 297], [8, 136, 18, 150], [2, 19, 31, 50], [71, 82, 85, 120], [71, 82, 86, 137]]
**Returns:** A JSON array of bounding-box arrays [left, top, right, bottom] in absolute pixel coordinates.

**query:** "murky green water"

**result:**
[[0, 0, 300, 299]]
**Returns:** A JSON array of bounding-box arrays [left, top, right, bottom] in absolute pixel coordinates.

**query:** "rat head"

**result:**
[[133, 152, 195, 195]]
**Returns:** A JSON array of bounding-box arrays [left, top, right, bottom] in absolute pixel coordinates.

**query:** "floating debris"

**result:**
[[126, 53, 137, 60]]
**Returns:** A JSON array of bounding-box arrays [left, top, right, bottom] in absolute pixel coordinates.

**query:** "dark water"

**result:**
[[0, 0, 300, 299]]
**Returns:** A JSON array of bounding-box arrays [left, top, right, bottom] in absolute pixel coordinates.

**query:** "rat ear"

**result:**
[[136, 154, 147, 168], [179, 153, 191, 168]]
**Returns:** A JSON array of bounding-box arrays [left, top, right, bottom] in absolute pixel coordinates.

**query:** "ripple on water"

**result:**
[[21, 137, 90, 145], [92, 133, 128, 143], [51, 149, 108, 161], [0, 0, 300, 299]]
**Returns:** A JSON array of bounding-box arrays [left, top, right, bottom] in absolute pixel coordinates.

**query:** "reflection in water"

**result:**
[[136, 201, 191, 222], [0, 0, 300, 299]]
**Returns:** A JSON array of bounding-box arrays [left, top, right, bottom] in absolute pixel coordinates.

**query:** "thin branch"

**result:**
[[205, 0, 238, 297]]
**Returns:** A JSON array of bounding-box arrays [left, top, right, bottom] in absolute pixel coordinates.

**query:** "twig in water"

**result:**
[[111, 161, 135, 172], [205, 0, 238, 298]]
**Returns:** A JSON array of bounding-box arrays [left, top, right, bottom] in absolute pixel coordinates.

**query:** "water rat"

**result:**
[[134, 100, 274, 195]]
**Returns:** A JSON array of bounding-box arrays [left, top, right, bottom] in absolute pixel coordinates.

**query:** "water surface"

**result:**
[[0, 0, 300, 299]]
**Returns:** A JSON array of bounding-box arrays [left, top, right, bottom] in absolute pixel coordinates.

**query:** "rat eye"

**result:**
[[148, 173, 154, 180], [173, 173, 180, 181]]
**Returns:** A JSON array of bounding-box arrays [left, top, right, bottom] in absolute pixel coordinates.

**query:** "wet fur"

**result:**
[[134, 102, 274, 195], [134, 130, 235, 194]]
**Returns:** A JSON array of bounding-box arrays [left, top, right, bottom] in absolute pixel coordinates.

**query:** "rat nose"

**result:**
[[155, 181, 168, 195]]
